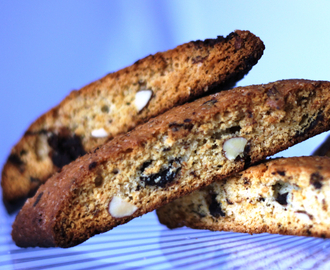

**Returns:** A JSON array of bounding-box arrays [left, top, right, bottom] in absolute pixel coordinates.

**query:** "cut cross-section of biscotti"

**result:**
[[1, 30, 265, 207], [12, 79, 330, 248], [157, 156, 330, 239]]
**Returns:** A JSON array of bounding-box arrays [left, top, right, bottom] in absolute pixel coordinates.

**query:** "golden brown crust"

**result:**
[[12, 79, 330, 248], [2, 30, 265, 207], [157, 156, 330, 238]]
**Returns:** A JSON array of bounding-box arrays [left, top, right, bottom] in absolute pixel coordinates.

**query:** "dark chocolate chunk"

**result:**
[[184, 118, 192, 123], [277, 171, 286, 176], [8, 154, 24, 167], [47, 133, 86, 168], [88, 162, 97, 170], [295, 113, 324, 138], [209, 194, 225, 218], [140, 159, 181, 187], [169, 122, 184, 132], [276, 192, 288, 206], [7, 153, 25, 172], [243, 155, 252, 170], [33, 192, 44, 207], [140, 161, 152, 172], [310, 172, 323, 189], [243, 177, 250, 185]]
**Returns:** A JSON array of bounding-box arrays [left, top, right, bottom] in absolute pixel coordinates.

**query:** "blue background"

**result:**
[[1, 1, 330, 206]]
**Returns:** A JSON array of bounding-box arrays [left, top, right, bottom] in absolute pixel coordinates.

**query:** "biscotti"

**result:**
[[1, 30, 265, 206], [12, 79, 330, 248], [157, 156, 330, 239]]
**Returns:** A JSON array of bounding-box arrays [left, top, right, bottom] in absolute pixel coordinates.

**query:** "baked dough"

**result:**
[[11, 79, 330, 247]]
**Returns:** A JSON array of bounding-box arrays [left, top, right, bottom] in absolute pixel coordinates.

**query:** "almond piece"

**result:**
[[91, 128, 108, 138], [134, 90, 152, 112], [223, 137, 247, 160], [108, 196, 138, 218]]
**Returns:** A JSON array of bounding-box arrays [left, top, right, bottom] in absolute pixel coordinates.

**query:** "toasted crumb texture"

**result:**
[[1, 30, 264, 207], [11, 79, 330, 248], [157, 156, 330, 239]]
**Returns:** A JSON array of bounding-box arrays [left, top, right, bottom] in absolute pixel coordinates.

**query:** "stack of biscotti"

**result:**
[[11, 78, 330, 248], [1, 30, 265, 208], [7, 30, 330, 248]]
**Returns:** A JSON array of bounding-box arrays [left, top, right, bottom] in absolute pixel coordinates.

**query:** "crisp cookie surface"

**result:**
[[11, 79, 330, 248], [1, 30, 265, 207], [157, 156, 330, 239]]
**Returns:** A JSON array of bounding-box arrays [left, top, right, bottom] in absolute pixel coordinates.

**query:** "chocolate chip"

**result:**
[[184, 118, 192, 123], [243, 178, 250, 185], [8, 154, 24, 167], [33, 192, 44, 207], [243, 155, 252, 170], [310, 172, 323, 189], [276, 192, 288, 206], [140, 161, 152, 172], [295, 113, 324, 138], [209, 194, 225, 218], [169, 122, 184, 132], [47, 133, 86, 168], [88, 162, 97, 170], [7, 153, 25, 172], [258, 197, 265, 202], [277, 171, 286, 176], [140, 159, 181, 187]]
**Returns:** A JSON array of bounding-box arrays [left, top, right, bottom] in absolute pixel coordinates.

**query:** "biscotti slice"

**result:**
[[1, 30, 265, 207], [12, 79, 330, 248], [157, 156, 330, 239]]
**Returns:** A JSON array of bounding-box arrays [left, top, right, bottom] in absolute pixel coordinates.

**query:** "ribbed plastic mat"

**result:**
[[2, 201, 330, 270]]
